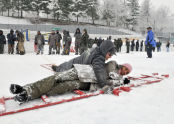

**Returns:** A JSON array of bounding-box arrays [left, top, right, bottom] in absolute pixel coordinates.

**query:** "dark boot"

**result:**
[[14, 89, 28, 104], [10, 84, 24, 94]]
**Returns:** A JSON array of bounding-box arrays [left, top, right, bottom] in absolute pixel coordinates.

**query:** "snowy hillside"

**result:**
[[0, 46, 174, 123], [0, 16, 32, 25]]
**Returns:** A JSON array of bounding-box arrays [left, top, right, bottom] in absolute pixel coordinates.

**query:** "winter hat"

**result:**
[[122, 63, 132, 73]]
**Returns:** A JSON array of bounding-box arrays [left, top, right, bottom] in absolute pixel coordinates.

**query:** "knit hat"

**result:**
[[122, 63, 132, 73]]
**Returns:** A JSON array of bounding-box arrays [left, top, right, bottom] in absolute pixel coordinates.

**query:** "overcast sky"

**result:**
[[140, 0, 174, 14]]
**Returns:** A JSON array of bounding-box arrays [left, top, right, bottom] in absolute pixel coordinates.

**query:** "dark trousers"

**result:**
[[126, 46, 130, 53], [0, 44, 4, 54], [147, 44, 152, 58]]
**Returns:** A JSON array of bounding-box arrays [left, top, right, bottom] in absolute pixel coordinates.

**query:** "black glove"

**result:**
[[123, 78, 130, 85], [35, 42, 37, 45]]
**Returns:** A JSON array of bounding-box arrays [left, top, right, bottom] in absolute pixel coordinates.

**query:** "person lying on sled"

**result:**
[[10, 60, 132, 104], [52, 40, 116, 88]]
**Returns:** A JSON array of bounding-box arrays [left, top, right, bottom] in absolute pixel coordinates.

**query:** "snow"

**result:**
[[0, 16, 31, 25], [0, 44, 174, 123], [0, 15, 174, 123]]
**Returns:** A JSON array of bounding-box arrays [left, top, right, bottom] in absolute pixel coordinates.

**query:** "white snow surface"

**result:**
[[0, 45, 174, 124], [0, 16, 32, 24]]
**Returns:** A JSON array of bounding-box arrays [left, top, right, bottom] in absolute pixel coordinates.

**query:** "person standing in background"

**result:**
[[55, 30, 62, 54], [80, 29, 89, 55], [48, 30, 57, 55], [7, 29, 16, 54], [15, 30, 25, 55], [0, 30, 6, 54], [34, 31, 45, 55], [145, 27, 156, 58], [74, 28, 82, 55], [126, 38, 130, 53], [166, 41, 170, 52]]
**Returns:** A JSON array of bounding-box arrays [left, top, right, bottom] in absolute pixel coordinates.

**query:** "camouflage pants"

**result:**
[[24, 68, 90, 100]]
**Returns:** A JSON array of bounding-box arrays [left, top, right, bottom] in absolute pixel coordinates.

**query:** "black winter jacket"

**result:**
[[0, 34, 6, 44]]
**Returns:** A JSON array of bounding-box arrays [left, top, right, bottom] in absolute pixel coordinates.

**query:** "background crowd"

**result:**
[[0, 28, 172, 56]]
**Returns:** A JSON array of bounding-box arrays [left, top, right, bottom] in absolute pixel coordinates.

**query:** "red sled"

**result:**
[[0, 90, 104, 117], [0, 73, 168, 117]]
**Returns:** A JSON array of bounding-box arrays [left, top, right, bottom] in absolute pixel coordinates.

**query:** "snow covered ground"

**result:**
[[0, 44, 174, 124]]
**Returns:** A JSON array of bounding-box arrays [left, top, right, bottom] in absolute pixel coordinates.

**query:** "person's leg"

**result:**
[[55, 68, 78, 81], [0, 44, 3, 54], [57, 42, 60, 54], [47, 80, 90, 96], [23, 75, 57, 100], [8, 44, 11, 54], [147, 45, 152, 58], [49, 45, 52, 55], [75, 41, 78, 55], [11, 44, 14, 54], [46, 80, 80, 96]]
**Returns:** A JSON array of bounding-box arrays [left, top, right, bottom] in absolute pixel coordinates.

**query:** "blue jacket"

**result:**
[[145, 30, 156, 47], [7, 33, 16, 44]]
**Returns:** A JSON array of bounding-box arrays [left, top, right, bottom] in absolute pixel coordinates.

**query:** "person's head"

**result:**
[[99, 40, 116, 60], [0, 30, 3, 35], [51, 30, 55, 34], [147, 27, 152, 31], [63, 30, 67, 35], [15, 30, 19, 34], [105, 48, 116, 60], [108, 36, 112, 40], [83, 29, 87, 34], [56, 30, 59, 34], [67, 31, 69, 35], [37, 31, 41, 35], [76, 28, 80, 33], [10, 29, 14, 34], [119, 63, 132, 75]]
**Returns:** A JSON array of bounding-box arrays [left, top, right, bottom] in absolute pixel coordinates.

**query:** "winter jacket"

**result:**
[[56, 33, 62, 42], [16, 32, 24, 42], [35, 34, 45, 45], [126, 40, 130, 46], [166, 42, 170, 47], [55, 40, 116, 88], [48, 34, 57, 46], [64, 33, 72, 46], [80, 33, 89, 47], [7, 33, 16, 44], [145, 30, 156, 47], [74, 33, 82, 43], [0, 34, 6, 44]]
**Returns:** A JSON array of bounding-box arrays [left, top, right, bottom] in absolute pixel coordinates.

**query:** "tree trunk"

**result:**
[[7, 8, 10, 17], [1, 8, 3, 16], [20, 10, 23, 18], [76, 15, 79, 24]]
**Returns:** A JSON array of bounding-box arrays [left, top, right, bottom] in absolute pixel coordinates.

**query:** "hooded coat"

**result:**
[[145, 30, 156, 47], [55, 40, 116, 87]]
